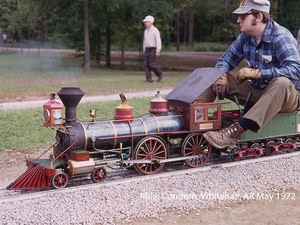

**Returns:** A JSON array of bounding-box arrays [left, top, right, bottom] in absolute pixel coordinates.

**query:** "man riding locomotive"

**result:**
[[203, 0, 300, 149]]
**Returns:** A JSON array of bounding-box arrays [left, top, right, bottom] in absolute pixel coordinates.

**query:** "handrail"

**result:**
[[47, 140, 78, 166], [35, 143, 56, 160]]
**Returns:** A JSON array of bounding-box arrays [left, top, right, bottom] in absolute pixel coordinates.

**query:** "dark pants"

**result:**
[[143, 47, 162, 81]]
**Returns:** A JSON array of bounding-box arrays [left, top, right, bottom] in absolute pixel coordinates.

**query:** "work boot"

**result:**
[[203, 122, 244, 149]]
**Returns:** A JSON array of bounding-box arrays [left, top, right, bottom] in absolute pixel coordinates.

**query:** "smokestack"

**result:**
[[57, 87, 84, 124]]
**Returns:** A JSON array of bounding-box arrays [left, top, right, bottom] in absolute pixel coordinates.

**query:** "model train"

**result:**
[[7, 68, 299, 190]]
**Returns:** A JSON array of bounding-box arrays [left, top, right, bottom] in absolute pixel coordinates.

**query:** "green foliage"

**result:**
[[277, 0, 300, 36], [0, 0, 16, 33], [1, 0, 299, 64]]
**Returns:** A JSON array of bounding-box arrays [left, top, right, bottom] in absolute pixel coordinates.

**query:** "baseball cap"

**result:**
[[233, 0, 270, 14], [143, 15, 154, 23]]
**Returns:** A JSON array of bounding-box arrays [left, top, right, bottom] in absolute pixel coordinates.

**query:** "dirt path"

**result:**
[[0, 89, 172, 110], [125, 191, 300, 225]]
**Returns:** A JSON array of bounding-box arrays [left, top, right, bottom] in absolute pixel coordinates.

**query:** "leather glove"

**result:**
[[212, 73, 228, 100], [237, 68, 261, 84]]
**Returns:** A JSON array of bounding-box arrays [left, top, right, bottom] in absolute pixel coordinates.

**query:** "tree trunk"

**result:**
[[188, 10, 194, 48], [121, 27, 126, 69], [223, 0, 228, 42], [176, 10, 180, 51], [105, 23, 111, 68], [95, 32, 101, 65], [183, 10, 188, 45], [84, 0, 91, 73], [277, 0, 280, 21]]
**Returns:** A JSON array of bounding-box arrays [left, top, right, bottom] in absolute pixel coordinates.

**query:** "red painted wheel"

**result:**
[[285, 138, 296, 152], [91, 167, 107, 183], [51, 171, 68, 189], [133, 136, 167, 175], [182, 133, 211, 168], [266, 141, 277, 155]]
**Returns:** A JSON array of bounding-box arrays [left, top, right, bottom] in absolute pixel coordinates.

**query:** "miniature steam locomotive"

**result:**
[[7, 68, 299, 190]]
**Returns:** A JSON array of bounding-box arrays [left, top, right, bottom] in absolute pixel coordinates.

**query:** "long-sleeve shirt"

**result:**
[[216, 21, 300, 93], [143, 25, 161, 53]]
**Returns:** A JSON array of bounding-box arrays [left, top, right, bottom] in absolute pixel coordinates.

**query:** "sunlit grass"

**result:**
[[0, 97, 151, 152]]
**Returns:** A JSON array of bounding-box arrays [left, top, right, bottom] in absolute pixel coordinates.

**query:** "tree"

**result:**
[[84, 0, 91, 72], [0, 0, 17, 38]]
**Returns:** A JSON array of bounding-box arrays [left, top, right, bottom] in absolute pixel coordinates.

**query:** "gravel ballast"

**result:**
[[0, 153, 299, 225]]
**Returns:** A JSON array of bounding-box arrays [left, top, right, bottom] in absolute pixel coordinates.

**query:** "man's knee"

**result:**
[[270, 77, 293, 90], [149, 63, 157, 70]]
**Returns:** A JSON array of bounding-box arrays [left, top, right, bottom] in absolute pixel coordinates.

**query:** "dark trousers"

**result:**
[[143, 47, 162, 81]]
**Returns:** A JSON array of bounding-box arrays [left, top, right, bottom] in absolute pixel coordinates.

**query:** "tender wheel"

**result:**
[[91, 167, 107, 183], [51, 171, 68, 189], [133, 136, 167, 175], [285, 138, 296, 152], [266, 141, 277, 155], [181, 133, 211, 168]]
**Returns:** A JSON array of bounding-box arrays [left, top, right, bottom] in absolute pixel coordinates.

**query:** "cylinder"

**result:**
[[67, 158, 95, 176]]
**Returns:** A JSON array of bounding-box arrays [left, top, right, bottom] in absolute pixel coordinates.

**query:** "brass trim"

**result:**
[[92, 141, 121, 153], [110, 121, 117, 148], [67, 160, 76, 176], [137, 118, 148, 135], [127, 122, 134, 150], [79, 122, 88, 150], [151, 114, 160, 133]]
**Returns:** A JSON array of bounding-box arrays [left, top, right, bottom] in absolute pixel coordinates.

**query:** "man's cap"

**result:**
[[143, 15, 154, 23], [233, 0, 270, 15]]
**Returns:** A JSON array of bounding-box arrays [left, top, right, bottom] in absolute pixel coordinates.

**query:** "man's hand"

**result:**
[[237, 68, 261, 84], [156, 52, 160, 57], [212, 73, 228, 100]]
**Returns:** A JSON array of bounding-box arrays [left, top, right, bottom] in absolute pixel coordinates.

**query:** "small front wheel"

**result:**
[[51, 171, 68, 189], [91, 167, 107, 183]]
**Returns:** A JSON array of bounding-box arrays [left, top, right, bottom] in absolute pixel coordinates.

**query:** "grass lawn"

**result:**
[[0, 53, 188, 102], [0, 97, 151, 152]]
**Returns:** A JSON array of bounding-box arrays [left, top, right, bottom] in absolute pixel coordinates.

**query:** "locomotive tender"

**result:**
[[7, 68, 299, 190]]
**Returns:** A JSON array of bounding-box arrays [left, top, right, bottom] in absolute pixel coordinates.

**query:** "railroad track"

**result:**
[[1, 150, 300, 204]]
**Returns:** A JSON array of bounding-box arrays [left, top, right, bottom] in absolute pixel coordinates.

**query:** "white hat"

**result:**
[[143, 15, 154, 23], [233, 0, 270, 14]]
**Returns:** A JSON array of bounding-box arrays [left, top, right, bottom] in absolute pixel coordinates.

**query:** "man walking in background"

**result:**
[[143, 15, 163, 83]]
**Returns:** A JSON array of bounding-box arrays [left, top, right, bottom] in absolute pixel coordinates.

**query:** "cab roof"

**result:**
[[166, 67, 226, 104]]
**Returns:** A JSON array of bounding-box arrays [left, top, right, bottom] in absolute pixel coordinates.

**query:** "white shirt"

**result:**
[[143, 25, 161, 53]]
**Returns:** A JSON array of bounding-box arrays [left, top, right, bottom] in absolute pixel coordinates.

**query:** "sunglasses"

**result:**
[[238, 12, 256, 20]]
